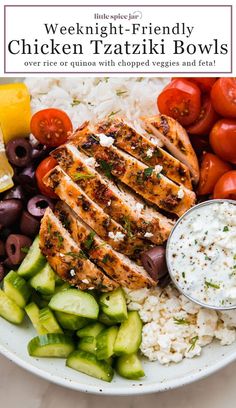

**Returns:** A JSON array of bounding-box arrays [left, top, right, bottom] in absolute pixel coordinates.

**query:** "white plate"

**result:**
[[1, 316, 236, 395]]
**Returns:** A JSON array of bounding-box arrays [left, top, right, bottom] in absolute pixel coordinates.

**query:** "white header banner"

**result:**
[[4, 4, 232, 74]]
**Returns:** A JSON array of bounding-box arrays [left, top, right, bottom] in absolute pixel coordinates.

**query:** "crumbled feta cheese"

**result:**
[[69, 269, 76, 277], [108, 231, 125, 241], [154, 165, 163, 174], [215, 327, 236, 345], [81, 279, 89, 284], [96, 133, 114, 147], [135, 202, 144, 213], [59, 253, 65, 258], [144, 232, 154, 238], [84, 157, 98, 167], [107, 200, 111, 207], [177, 188, 185, 199], [146, 148, 154, 158]]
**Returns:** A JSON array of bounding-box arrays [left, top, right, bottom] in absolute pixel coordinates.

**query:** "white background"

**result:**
[[2, 1, 233, 75]]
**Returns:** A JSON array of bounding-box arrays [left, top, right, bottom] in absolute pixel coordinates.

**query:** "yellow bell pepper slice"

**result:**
[[0, 126, 14, 193], [0, 83, 31, 143]]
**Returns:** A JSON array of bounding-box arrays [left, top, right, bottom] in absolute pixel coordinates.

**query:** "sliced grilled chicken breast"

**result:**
[[95, 118, 192, 189], [142, 115, 199, 183], [39, 208, 118, 291], [69, 126, 196, 217], [55, 202, 156, 289], [51, 144, 173, 244], [43, 166, 150, 257]]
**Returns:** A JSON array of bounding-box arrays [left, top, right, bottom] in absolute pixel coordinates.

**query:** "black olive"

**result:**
[[0, 199, 23, 227], [27, 195, 54, 218], [6, 138, 32, 167], [141, 246, 168, 281], [6, 234, 32, 265], [20, 211, 40, 237]]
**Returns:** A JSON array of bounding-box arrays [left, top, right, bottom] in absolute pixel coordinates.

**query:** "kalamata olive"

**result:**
[[141, 246, 168, 281], [0, 240, 6, 258], [6, 138, 32, 167], [158, 273, 171, 288], [6, 234, 32, 265], [18, 165, 37, 194], [27, 195, 54, 218], [3, 185, 25, 201], [0, 199, 23, 227], [0, 264, 5, 282], [20, 210, 40, 236], [31, 144, 48, 160]]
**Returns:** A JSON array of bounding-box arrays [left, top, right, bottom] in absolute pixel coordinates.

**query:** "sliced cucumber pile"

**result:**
[[0, 237, 145, 382]]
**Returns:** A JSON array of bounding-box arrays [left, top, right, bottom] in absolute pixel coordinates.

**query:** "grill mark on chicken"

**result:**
[[39, 208, 118, 291], [43, 166, 150, 257], [69, 126, 196, 217], [51, 144, 173, 244], [55, 202, 156, 289], [95, 118, 192, 188]]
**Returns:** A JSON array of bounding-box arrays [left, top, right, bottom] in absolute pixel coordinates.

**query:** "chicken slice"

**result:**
[[51, 144, 173, 245], [69, 126, 196, 217], [95, 118, 192, 189], [142, 115, 199, 184], [55, 202, 156, 289], [43, 166, 150, 257], [39, 208, 118, 291]]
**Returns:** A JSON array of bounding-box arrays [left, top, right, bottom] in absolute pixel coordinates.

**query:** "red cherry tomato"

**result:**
[[211, 78, 236, 118], [190, 134, 210, 157], [187, 95, 218, 135], [187, 78, 217, 93], [198, 153, 232, 196], [157, 79, 201, 127], [30, 108, 73, 147], [213, 171, 236, 200], [210, 119, 236, 164], [36, 156, 58, 198]]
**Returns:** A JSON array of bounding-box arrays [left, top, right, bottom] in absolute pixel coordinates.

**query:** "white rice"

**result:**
[[25, 77, 236, 365]]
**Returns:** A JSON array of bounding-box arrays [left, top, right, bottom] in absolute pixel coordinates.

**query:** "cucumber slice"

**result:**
[[25, 302, 47, 335], [39, 307, 63, 334], [55, 275, 64, 286], [98, 312, 117, 326], [30, 263, 55, 295], [18, 236, 46, 279], [30, 291, 50, 308], [55, 311, 89, 331], [99, 288, 127, 322], [28, 334, 75, 358], [49, 289, 99, 319], [96, 326, 118, 360], [3, 270, 31, 308], [77, 322, 105, 338], [114, 311, 142, 355], [0, 289, 25, 324], [116, 353, 145, 379], [66, 350, 114, 382], [78, 336, 97, 355]]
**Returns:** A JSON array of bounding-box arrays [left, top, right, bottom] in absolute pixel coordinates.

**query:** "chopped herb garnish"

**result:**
[[205, 256, 211, 261], [223, 226, 229, 232], [55, 232, 64, 248], [104, 77, 109, 83], [71, 98, 81, 107], [21, 246, 29, 254], [99, 160, 113, 179], [102, 254, 110, 264], [84, 231, 95, 250], [194, 239, 198, 245], [205, 280, 220, 289], [47, 222, 52, 234], [188, 336, 198, 352], [123, 216, 133, 238], [143, 167, 154, 179], [74, 172, 95, 181], [66, 251, 87, 260], [116, 89, 128, 96], [153, 148, 163, 158], [108, 110, 121, 118], [234, 254, 236, 260], [173, 317, 190, 325], [182, 272, 186, 279]]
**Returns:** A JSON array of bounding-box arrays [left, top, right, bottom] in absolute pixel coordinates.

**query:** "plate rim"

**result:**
[[1, 342, 236, 395]]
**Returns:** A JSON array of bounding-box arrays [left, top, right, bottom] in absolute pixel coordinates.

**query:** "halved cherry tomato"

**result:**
[[35, 156, 58, 198], [187, 78, 217, 93], [211, 78, 236, 118], [187, 95, 218, 135], [198, 153, 232, 195], [210, 119, 236, 164], [189, 134, 210, 157], [157, 79, 201, 127], [213, 170, 236, 200], [30, 108, 73, 147]]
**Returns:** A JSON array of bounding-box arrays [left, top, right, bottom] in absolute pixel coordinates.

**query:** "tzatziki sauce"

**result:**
[[167, 200, 236, 309]]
